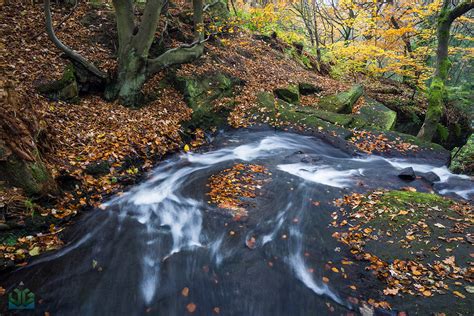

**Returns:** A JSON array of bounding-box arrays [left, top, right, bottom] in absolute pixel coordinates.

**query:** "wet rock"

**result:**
[[300, 156, 321, 164], [274, 85, 300, 104], [317, 85, 363, 114], [298, 82, 322, 95], [421, 171, 440, 185], [398, 167, 416, 181], [85, 160, 110, 176]]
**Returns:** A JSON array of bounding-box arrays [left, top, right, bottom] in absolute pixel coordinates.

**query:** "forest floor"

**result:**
[[0, 2, 472, 314]]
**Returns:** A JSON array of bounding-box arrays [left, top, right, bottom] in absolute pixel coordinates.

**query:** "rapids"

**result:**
[[1, 128, 472, 315]]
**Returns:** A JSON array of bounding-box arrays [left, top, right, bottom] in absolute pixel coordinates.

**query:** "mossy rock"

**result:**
[[317, 85, 363, 114], [293, 107, 354, 126], [356, 98, 397, 130], [37, 64, 79, 102], [274, 85, 300, 104], [353, 190, 466, 264], [298, 82, 322, 95], [205, 0, 229, 20], [0, 155, 56, 197], [450, 134, 474, 176], [256, 92, 352, 138], [174, 72, 242, 129]]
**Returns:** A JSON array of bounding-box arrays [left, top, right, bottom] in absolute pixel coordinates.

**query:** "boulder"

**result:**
[[317, 85, 363, 114], [256, 92, 352, 139], [37, 64, 79, 102], [398, 167, 416, 181], [450, 134, 474, 176], [174, 72, 242, 129], [294, 107, 353, 126], [298, 82, 322, 95], [357, 98, 397, 130], [274, 85, 300, 104], [422, 172, 441, 185], [85, 160, 110, 177], [0, 153, 56, 197], [205, 0, 229, 20]]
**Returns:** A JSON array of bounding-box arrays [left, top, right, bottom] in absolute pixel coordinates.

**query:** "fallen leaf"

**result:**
[[181, 287, 189, 297], [453, 291, 465, 299], [186, 302, 197, 313], [383, 288, 399, 295]]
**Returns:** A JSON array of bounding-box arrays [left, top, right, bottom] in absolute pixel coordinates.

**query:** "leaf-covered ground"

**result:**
[[330, 189, 473, 311]]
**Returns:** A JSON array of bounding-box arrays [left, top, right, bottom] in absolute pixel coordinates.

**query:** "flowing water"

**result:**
[[1, 128, 472, 315]]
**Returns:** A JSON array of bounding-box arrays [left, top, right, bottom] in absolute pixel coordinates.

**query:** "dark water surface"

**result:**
[[1, 129, 472, 315]]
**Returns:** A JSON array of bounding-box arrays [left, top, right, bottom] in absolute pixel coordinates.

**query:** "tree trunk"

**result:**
[[417, 0, 473, 141], [112, 52, 148, 106], [44, 0, 207, 107]]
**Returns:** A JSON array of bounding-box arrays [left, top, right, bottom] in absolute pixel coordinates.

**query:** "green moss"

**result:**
[[380, 190, 452, 209], [356, 98, 397, 130], [174, 72, 241, 129], [0, 156, 56, 197], [255, 92, 353, 138], [450, 134, 474, 175], [37, 64, 79, 102], [436, 123, 449, 141], [295, 108, 354, 126], [317, 85, 363, 114]]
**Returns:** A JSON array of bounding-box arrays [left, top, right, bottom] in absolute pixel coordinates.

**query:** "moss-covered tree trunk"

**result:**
[[417, 0, 473, 141], [44, 0, 206, 107]]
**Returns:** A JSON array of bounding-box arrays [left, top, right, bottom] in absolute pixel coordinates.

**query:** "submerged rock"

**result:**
[[398, 167, 416, 181], [317, 85, 363, 113], [422, 171, 441, 185]]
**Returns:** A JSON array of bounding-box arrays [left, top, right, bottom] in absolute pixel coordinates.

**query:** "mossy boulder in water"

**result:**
[[450, 134, 474, 175], [174, 72, 242, 129], [356, 98, 397, 130], [274, 85, 300, 104], [317, 85, 363, 114]]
